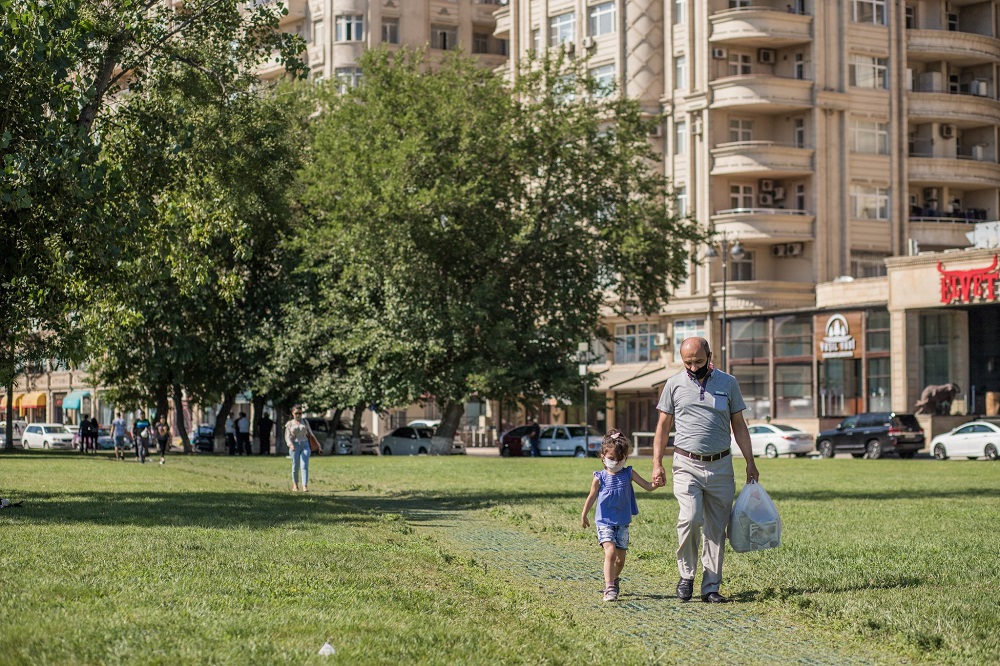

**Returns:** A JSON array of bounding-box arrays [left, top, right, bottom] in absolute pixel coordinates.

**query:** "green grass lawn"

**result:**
[[0, 450, 997, 665]]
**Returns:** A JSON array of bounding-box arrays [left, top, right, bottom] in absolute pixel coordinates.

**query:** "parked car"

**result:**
[[497, 425, 531, 457], [536, 424, 602, 457], [333, 423, 376, 455], [94, 426, 124, 450], [0, 420, 27, 448], [379, 426, 441, 455], [815, 412, 924, 459], [407, 419, 441, 429], [22, 423, 75, 450], [192, 425, 215, 453], [731, 423, 814, 458], [930, 420, 1000, 460]]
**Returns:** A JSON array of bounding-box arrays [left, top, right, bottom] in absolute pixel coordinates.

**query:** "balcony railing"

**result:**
[[715, 207, 810, 216]]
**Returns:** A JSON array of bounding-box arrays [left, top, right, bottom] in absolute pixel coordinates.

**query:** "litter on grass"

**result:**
[[318, 642, 336, 656]]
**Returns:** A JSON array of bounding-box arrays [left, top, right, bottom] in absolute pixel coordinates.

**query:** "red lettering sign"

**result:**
[[938, 255, 999, 304]]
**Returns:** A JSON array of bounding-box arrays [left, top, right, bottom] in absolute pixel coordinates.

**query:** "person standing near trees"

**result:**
[[225, 413, 237, 456], [284, 405, 314, 492], [132, 410, 152, 464], [527, 419, 541, 458], [154, 414, 170, 465], [236, 411, 251, 455], [652, 337, 758, 604], [257, 411, 274, 456], [111, 412, 129, 461]]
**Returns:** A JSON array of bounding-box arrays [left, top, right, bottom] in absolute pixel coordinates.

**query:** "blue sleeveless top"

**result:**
[[594, 466, 639, 527]]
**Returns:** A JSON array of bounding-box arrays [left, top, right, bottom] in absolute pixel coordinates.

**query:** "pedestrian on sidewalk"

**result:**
[[652, 337, 759, 604], [284, 405, 314, 492], [132, 411, 152, 464], [110, 412, 128, 461], [581, 429, 658, 602]]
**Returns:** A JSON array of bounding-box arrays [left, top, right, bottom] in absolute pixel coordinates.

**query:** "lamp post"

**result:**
[[704, 235, 744, 373], [577, 342, 591, 445]]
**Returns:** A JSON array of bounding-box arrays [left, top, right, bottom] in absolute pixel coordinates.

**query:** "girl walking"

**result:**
[[283, 406, 314, 492], [581, 429, 658, 601]]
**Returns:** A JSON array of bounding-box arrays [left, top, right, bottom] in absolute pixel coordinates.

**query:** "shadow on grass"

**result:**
[[768, 487, 1000, 501], [731, 574, 924, 602]]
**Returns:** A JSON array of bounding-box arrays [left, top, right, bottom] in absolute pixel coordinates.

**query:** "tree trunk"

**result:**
[[251, 393, 265, 454], [154, 383, 170, 422], [4, 384, 13, 451], [351, 402, 364, 454], [432, 401, 465, 455], [331, 407, 344, 430], [173, 384, 191, 453], [213, 391, 236, 453]]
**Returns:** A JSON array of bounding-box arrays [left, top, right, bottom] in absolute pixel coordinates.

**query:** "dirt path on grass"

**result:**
[[388, 502, 901, 666]]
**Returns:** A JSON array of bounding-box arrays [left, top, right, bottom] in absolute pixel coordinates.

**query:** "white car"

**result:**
[[930, 421, 1000, 461], [731, 423, 814, 458], [536, 424, 602, 457], [22, 423, 75, 450], [0, 420, 27, 448]]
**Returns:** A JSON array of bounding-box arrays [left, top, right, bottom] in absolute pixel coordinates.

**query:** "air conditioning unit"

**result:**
[[973, 79, 989, 96], [773, 186, 786, 201], [972, 144, 986, 160], [786, 242, 804, 257], [940, 123, 956, 139], [758, 48, 776, 65], [712, 47, 728, 60], [759, 192, 774, 206], [923, 187, 940, 201], [582, 36, 595, 50], [563, 40, 575, 55], [771, 244, 787, 258], [759, 179, 774, 192]]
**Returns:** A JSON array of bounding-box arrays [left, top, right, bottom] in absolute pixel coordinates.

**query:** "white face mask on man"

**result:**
[[603, 457, 626, 474]]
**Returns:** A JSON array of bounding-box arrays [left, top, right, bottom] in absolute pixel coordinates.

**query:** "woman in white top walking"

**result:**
[[283, 406, 314, 492]]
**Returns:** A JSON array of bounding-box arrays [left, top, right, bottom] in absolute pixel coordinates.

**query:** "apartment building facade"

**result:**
[[497, 0, 1000, 439]]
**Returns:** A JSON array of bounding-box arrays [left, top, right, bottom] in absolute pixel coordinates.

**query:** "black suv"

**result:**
[[816, 412, 924, 459]]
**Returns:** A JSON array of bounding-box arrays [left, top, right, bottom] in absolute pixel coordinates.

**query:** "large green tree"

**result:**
[[297, 49, 706, 445]]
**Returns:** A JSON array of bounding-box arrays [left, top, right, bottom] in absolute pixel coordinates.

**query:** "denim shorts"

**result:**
[[596, 523, 629, 550]]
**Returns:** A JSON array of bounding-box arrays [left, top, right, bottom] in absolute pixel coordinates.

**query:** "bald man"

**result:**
[[652, 337, 758, 603]]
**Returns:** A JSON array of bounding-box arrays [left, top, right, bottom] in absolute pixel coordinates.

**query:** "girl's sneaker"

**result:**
[[603, 585, 618, 602]]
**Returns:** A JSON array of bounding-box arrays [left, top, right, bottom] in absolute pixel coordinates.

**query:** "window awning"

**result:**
[[62, 389, 91, 411], [0, 393, 24, 409], [594, 364, 665, 392], [609, 367, 674, 393], [20, 391, 47, 409]]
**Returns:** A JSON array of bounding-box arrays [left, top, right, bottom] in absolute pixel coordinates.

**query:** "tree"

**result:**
[[296, 49, 706, 445]]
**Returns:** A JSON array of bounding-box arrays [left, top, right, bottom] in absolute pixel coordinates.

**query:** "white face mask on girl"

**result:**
[[603, 457, 626, 474]]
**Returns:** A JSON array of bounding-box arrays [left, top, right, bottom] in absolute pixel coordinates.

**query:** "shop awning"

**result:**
[[594, 364, 664, 392], [62, 389, 91, 410], [20, 391, 47, 409], [0, 392, 24, 409], [609, 367, 674, 393]]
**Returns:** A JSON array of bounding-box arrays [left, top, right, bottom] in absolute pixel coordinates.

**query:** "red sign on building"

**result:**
[[938, 255, 999, 304]]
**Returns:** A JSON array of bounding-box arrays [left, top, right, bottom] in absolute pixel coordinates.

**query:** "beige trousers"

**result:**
[[672, 453, 735, 595]]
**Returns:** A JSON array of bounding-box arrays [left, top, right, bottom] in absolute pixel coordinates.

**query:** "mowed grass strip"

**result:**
[[1, 451, 998, 664]]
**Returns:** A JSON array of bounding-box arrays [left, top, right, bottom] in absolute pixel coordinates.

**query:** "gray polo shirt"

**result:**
[[656, 368, 746, 455]]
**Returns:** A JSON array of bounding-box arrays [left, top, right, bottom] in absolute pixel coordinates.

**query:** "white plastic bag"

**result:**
[[728, 480, 782, 552]]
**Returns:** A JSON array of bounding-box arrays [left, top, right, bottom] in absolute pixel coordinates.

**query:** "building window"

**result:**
[[793, 118, 805, 148], [674, 120, 686, 155], [731, 318, 768, 361], [904, 5, 916, 29], [729, 0, 752, 7], [852, 0, 887, 25], [432, 25, 458, 50], [728, 53, 752, 76], [920, 313, 950, 386], [614, 323, 660, 364], [675, 185, 688, 217], [851, 120, 889, 154], [851, 251, 890, 278], [381, 18, 399, 44], [729, 118, 753, 142], [775, 364, 813, 418], [674, 0, 685, 25], [730, 251, 754, 281], [774, 315, 811, 358], [335, 15, 364, 42], [947, 12, 959, 31], [850, 185, 890, 220], [498, 38, 509, 56], [866, 309, 890, 351], [867, 357, 892, 410], [473, 32, 490, 54], [589, 2, 615, 37], [732, 364, 770, 419], [849, 55, 889, 89], [793, 53, 805, 79], [532, 28, 540, 52], [672, 319, 704, 362], [730, 183, 754, 209], [674, 55, 687, 90], [312, 19, 324, 45], [549, 12, 575, 46], [335, 67, 362, 93], [589, 64, 615, 96]]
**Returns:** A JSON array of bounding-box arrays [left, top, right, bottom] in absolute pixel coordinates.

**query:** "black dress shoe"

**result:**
[[676, 578, 694, 601], [702, 592, 730, 603]]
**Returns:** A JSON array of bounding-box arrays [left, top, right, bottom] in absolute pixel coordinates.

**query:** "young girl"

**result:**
[[581, 429, 658, 601]]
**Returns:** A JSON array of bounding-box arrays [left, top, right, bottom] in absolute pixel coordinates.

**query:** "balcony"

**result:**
[[493, 4, 510, 40], [908, 91, 1000, 126], [709, 7, 812, 48], [908, 156, 1000, 187], [474, 0, 504, 23], [907, 29, 1000, 65], [249, 0, 307, 27], [256, 51, 287, 81], [711, 208, 815, 244], [908, 217, 979, 249], [710, 141, 814, 178], [711, 280, 816, 311], [710, 75, 813, 113]]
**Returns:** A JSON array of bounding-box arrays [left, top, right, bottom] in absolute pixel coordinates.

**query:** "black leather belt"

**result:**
[[674, 447, 730, 462]]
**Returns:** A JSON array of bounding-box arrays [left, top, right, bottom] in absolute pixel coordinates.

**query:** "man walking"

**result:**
[[527, 419, 541, 458], [652, 337, 758, 604], [132, 410, 152, 464], [236, 412, 251, 455], [111, 412, 128, 461]]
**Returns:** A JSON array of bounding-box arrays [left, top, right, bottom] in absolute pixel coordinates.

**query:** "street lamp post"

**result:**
[[704, 235, 744, 373], [577, 342, 591, 446]]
